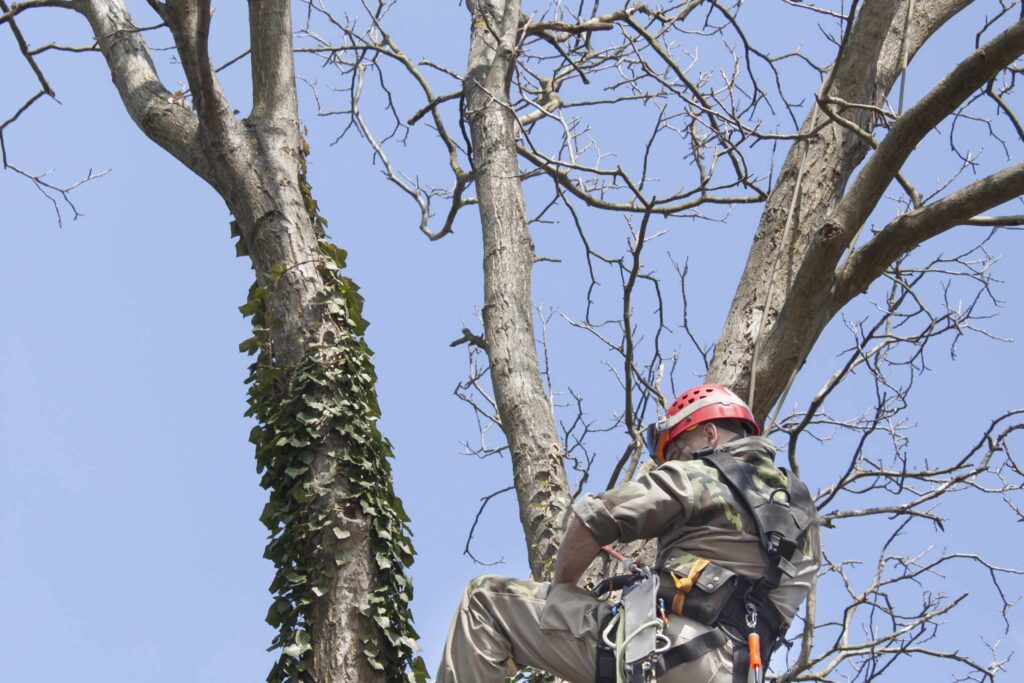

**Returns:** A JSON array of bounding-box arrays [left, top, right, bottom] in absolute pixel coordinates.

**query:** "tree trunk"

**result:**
[[707, 0, 985, 420], [80, 1, 417, 680], [464, 0, 572, 578]]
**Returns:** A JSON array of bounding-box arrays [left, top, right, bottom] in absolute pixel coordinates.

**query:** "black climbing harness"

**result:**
[[593, 447, 815, 683]]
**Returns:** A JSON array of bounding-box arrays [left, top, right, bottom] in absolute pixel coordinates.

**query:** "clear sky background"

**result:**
[[2, 1, 1022, 681]]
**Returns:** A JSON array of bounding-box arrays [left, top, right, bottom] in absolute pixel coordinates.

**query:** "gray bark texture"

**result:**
[[707, 0, 1024, 421], [80, 1, 385, 680], [464, 0, 573, 579]]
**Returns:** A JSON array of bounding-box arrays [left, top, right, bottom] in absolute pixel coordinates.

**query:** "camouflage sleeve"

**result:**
[[572, 463, 695, 545]]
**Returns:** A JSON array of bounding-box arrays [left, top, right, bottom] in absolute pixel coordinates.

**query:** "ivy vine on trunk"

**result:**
[[238, 149, 426, 682]]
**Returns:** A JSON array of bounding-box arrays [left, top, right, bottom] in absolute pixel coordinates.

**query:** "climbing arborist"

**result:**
[[436, 383, 821, 683]]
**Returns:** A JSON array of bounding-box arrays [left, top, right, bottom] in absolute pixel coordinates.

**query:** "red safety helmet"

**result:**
[[645, 384, 760, 464]]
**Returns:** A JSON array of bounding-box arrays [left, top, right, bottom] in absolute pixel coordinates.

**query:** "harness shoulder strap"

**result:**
[[700, 451, 811, 560], [784, 467, 815, 533], [700, 449, 814, 610]]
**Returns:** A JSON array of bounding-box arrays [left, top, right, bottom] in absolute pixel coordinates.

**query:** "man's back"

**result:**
[[574, 436, 820, 625]]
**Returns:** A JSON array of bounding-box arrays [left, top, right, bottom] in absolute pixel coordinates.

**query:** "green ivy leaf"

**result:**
[[239, 336, 260, 354], [408, 656, 429, 683], [319, 241, 349, 270], [282, 642, 311, 658], [247, 167, 418, 683]]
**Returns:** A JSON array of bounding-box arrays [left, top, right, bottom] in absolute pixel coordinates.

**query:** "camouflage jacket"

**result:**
[[572, 436, 820, 624]]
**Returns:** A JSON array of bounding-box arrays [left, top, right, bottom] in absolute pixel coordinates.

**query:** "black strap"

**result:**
[[716, 589, 781, 646], [595, 645, 616, 683], [595, 611, 735, 682], [643, 604, 778, 683], [594, 612, 617, 683], [731, 637, 749, 683], [592, 572, 645, 598], [652, 629, 729, 677], [700, 450, 812, 605], [700, 451, 803, 555], [786, 470, 815, 534]]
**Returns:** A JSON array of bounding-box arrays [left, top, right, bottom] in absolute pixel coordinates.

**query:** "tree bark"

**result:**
[[706, 0, 1017, 421], [80, 1, 406, 680], [464, 0, 572, 578]]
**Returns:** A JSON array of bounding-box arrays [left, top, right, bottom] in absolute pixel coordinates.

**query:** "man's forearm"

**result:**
[[552, 514, 602, 584]]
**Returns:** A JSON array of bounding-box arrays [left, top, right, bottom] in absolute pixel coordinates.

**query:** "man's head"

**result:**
[[664, 418, 749, 461], [645, 384, 759, 464]]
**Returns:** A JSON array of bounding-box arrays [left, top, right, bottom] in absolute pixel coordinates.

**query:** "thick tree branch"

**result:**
[[80, 0, 211, 183], [875, 0, 972, 91], [193, 0, 220, 120], [708, 0, 906, 410], [835, 161, 1024, 307], [719, 8, 1024, 419], [154, 0, 237, 146], [709, 0, 979, 414], [762, 17, 1024, 376], [249, 0, 297, 124], [829, 18, 1024, 248], [966, 214, 1024, 227]]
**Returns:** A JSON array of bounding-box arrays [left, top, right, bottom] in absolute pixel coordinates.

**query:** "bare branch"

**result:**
[[463, 486, 515, 566], [0, 0, 60, 96], [0, 0, 74, 26], [449, 327, 488, 351]]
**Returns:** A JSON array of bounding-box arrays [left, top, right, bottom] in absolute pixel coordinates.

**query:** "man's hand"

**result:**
[[552, 515, 602, 585]]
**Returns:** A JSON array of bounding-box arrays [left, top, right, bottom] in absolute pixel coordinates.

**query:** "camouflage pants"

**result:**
[[436, 575, 735, 683]]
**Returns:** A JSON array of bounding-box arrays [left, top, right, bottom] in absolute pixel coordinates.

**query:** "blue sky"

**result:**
[[2, 2, 1022, 680]]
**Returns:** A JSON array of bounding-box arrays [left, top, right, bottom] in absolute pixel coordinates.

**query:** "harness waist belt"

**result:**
[[652, 630, 728, 678]]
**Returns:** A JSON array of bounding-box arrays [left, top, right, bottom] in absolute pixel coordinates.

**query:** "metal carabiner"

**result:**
[[745, 602, 759, 630]]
